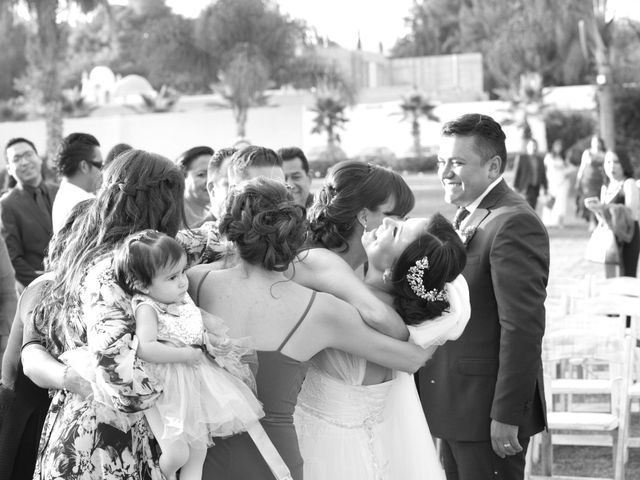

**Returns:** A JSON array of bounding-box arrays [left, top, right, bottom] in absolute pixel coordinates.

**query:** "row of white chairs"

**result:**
[[527, 276, 640, 480]]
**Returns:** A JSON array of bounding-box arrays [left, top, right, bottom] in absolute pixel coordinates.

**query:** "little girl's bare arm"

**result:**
[[135, 304, 203, 365]]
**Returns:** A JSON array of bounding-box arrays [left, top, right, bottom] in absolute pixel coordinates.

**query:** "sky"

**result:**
[[157, 0, 640, 53]]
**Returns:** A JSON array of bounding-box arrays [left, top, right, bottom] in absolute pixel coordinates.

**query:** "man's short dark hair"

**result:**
[[56, 132, 101, 177], [5, 137, 37, 156], [441, 114, 507, 173], [277, 147, 309, 175], [229, 146, 282, 180], [208, 147, 237, 180], [175, 146, 214, 175], [104, 143, 133, 167]]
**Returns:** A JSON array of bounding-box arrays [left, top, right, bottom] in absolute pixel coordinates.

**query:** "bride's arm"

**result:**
[[291, 249, 408, 340]]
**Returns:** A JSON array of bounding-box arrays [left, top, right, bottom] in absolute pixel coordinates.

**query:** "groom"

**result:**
[[418, 113, 549, 480]]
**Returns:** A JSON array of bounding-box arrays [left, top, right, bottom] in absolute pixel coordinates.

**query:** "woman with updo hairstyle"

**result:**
[[190, 177, 434, 480], [308, 160, 414, 260], [20, 149, 214, 480], [389, 214, 467, 325], [220, 178, 307, 272]]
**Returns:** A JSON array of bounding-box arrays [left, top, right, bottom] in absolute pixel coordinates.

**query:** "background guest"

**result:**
[[576, 135, 606, 231], [104, 142, 132, 168], [0, 236, 17, 372], [51, 132, 103, 233], [207, 147, 236, 221], [1, 138, 58, 288], [542, 139, 575, 228], [278, 146, 313, 208], [227, 145, 284, 187], [176, 146, 214, 228], [513, 138, 548, 210], [585, 149, 640, 278]]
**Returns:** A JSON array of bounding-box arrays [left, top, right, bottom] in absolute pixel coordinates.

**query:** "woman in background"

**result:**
[[576, 135, 606, 230], [542, 139, 574, 228], [176, 146, 213, 228]]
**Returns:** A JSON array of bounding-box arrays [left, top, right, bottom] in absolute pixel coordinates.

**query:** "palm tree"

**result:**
[[399, 88, 439, 160], [311, 93, 348, 151], [309, 65, 356, 159], [579, 0, 615, 149], [1, 0, 107, 159], [213, 43, 270, 140]]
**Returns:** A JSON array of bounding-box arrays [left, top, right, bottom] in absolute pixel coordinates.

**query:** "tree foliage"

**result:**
[[399, 89, 439, 159], [194, 0, 303, 87], [0, 6, 27, 100], [392, 0, 596, 93]]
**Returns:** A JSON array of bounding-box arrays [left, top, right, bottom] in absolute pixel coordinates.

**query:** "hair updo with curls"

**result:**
[[308, 160, 415, 252], [390, 214, 467, 325], [219, 177, 307, 271]]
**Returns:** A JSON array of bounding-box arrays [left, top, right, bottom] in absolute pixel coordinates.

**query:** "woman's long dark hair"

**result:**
[[33, 149, 185, 356], [390, 214, 467, 325], [308, 161, 414, 252]]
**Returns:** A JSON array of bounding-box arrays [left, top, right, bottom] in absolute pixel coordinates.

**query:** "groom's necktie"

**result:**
[[453, 207, 470, 231]]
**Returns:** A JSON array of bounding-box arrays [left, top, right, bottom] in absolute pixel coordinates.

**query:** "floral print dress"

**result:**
[[33, 227, 218, 480]]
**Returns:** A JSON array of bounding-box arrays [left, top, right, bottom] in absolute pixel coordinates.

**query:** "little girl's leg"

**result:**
[[144, 407, 189, 478], [177, 445, 207, 480]]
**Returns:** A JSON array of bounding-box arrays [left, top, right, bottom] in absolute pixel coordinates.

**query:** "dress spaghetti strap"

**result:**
[[277, 291, 317, 352], [194, 270, 212, 306]]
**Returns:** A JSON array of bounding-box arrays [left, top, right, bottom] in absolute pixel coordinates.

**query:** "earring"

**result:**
[[382, 268, 392, 284]]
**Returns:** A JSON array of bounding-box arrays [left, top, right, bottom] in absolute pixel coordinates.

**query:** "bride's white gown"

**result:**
[[294, 276, 470, 480]]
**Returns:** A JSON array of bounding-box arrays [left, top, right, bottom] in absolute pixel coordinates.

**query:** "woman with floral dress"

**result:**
[[23, 149, 216, 480]]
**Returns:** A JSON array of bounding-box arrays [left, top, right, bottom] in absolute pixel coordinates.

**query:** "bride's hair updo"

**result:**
[[390, 214, 467, 325], [219, 177, 307, 272], [308, 160, 414, 253]]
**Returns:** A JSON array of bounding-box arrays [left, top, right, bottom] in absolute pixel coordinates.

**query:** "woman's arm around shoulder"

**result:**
[[305, 292, 432, 373], [292, 249, 408, 340]]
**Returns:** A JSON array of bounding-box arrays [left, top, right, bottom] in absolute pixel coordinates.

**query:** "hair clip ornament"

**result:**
[[406, 256, 448, 302]]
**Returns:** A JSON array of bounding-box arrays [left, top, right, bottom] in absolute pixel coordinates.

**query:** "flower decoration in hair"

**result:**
[[406, 255, 447, 302]]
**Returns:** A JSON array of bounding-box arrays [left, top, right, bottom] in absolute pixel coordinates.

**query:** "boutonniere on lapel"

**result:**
[[458, 226, 477, 246]]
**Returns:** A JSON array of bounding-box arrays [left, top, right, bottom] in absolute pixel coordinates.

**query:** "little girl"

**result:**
[[112, 230, 263, 480]]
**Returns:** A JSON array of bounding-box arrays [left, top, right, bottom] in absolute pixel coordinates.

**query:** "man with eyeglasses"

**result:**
[[1, 137, 58, 287], [51, 132, 102, 233]]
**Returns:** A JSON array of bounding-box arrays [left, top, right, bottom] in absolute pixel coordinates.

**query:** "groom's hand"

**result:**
[[490, 420, 522, 458]]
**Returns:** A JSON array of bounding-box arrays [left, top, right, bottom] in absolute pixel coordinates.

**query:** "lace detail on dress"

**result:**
[[132, 295, 204, 345], [297, 366, 391, 479]]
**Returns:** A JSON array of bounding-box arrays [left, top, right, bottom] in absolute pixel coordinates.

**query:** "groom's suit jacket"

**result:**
[[418, 179, 548, 441]]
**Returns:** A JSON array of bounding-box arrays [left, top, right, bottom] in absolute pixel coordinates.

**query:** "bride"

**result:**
[[291, 163, 469, 479]]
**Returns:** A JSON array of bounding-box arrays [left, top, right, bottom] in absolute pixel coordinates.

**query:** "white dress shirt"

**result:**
[[52, 179, 95, 233]]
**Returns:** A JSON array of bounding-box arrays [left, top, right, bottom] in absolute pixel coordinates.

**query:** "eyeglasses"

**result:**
[[88, 160, 103, 170]]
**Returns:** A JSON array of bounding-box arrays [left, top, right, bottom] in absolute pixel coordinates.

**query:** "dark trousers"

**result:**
[[524, 185, 540, 210], [439, 436, 530, 480], [621, 221, 640, 277]]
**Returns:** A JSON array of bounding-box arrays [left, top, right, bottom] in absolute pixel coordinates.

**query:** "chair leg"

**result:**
[[539, 430, 553, 476], [613, 433, 624, 480]]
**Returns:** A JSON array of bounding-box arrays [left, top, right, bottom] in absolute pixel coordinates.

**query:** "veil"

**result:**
[[382, 274, 470, 479], [407, 274, 470, 348]]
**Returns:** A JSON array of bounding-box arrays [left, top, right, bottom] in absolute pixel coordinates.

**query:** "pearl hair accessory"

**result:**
[[406, 255, 447, 302]]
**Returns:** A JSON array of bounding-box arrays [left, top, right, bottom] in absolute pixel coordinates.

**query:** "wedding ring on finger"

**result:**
[[503, 443, 511, 448]]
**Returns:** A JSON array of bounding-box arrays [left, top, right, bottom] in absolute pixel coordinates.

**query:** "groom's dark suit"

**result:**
[[419, 179, 548, 477]]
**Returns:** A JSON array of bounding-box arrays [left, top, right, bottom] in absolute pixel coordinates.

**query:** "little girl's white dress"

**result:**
[[62, 294, 263, 450], [130, 294, 263, 448], [294, 276, 470, 480]]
